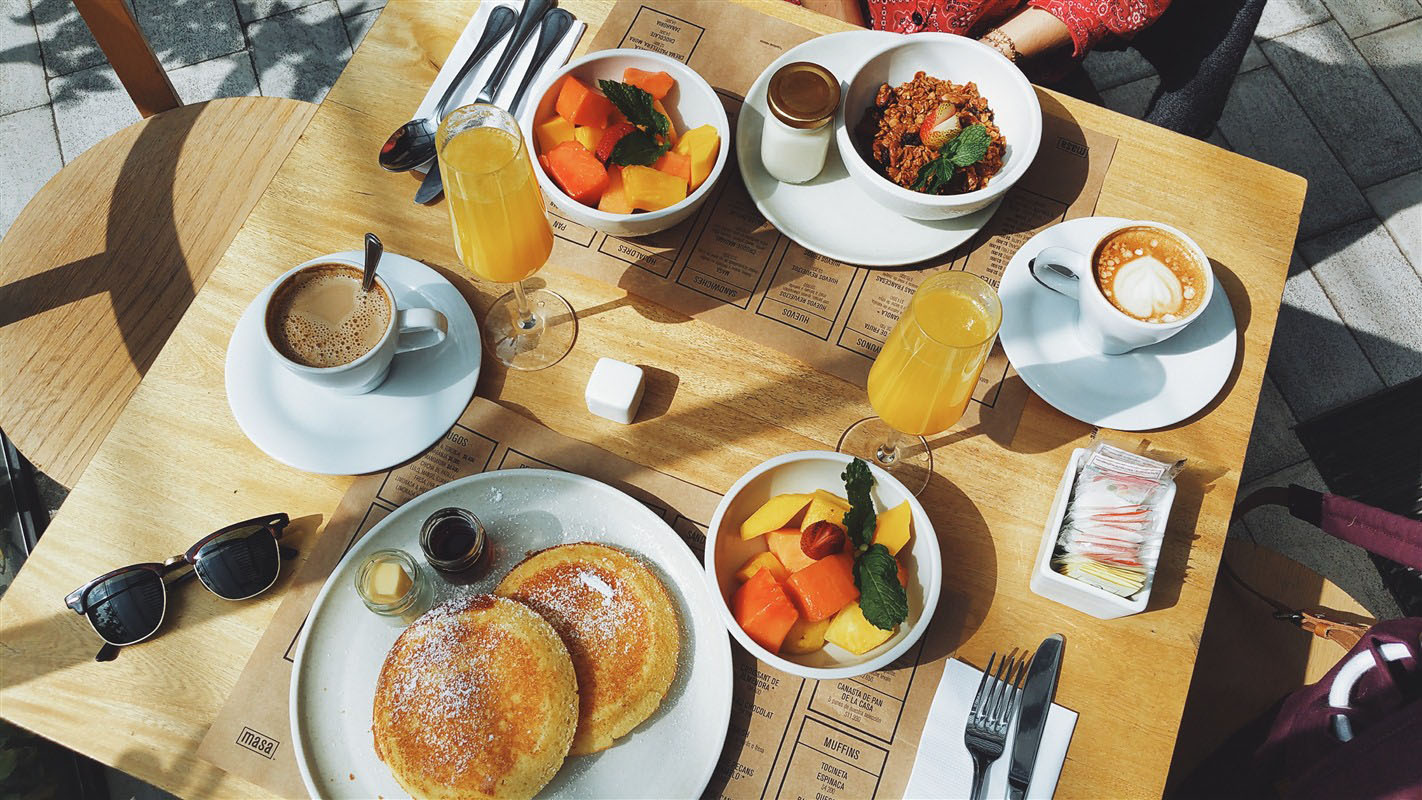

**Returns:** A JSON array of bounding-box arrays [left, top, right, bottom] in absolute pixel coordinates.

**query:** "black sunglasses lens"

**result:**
[[193, 524, 280, 600], [85, 569, 165, 645]]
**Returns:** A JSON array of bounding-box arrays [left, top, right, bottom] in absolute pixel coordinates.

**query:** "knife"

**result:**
[[1007, 633, 1065, 800], [417, 5, 574, 205]]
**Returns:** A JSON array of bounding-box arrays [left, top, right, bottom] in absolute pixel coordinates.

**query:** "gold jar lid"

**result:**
[[767, 62, 839, 129]]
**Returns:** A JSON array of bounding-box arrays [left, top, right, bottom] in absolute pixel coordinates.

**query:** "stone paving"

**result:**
[[0, 0, 1419, 675]]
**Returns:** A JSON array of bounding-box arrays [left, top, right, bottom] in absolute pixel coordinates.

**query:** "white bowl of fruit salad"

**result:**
[[521, 48, 729, 237], [705, 451, 941, 679]]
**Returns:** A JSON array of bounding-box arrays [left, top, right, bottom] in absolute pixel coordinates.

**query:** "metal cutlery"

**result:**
[[361, 232, 382, 291], [508, 8, 576, 115], [1008, 634, 1065, 800], [964, 648, 1031, 800], [474, 0, 555, 105], [416, 3, 573, 205], [378, 4, 516, 172]]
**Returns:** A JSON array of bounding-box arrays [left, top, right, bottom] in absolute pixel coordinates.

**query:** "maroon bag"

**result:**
[[1175, 486, 1422, 799]]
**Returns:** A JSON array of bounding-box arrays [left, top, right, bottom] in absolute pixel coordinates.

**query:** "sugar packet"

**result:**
[[1053, 435, 1185, 597]]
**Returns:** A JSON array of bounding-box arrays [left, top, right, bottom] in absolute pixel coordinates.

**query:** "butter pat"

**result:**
[[367, 560, 412, 604], [585, 358, 645, 424]]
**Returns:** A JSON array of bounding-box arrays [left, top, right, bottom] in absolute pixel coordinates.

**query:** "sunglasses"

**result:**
[[65, 513, 295, 661]]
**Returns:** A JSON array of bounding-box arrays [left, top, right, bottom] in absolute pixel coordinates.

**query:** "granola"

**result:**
[[855, 71, 1006, 194]]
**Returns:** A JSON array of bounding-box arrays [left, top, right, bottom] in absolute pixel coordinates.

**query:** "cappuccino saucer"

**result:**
[[998, 217, 1238, 430], [225, 251, 480, 474]]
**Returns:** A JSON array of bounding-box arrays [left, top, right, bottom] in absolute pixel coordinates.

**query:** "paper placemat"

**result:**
[[200, 398, 1077, 798], [539, 1, 1117, 445]]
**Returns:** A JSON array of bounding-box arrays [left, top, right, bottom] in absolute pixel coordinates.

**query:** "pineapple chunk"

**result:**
[[801, 490, 849, 532], [782, 616, 830, 654], [872, 500, 913, 555], [824, 601, 896, 655], [734, 551, 789, 583]]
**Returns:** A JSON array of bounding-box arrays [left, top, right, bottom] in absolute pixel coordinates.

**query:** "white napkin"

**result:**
[[412, 0, 586, 174], [905, 659, 1078, 800]]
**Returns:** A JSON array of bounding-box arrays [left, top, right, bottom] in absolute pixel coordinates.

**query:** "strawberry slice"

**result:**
[[594, 121, 639, 163], [918, 102, 961, 149], [800, 520, 847, 560]]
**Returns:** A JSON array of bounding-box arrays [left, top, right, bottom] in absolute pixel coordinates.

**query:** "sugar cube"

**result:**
[[585, 358, 645, 424]]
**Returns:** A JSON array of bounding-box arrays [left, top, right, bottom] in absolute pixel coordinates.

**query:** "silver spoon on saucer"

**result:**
[[362, 232, 382, 292]]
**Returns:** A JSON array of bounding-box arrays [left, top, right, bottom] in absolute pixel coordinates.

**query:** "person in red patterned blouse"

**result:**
[[863, 0, 1171, 70], [793, 0, 1171, 76]]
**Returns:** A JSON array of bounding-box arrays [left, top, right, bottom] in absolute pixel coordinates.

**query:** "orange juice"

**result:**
[[865, 274, 1001, 436], [440, 125, 553, 284]]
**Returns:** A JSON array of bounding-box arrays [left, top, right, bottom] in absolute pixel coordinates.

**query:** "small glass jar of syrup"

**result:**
[[419, 507, 487, 580]]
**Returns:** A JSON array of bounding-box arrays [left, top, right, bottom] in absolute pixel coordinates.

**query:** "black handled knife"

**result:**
[[1008, 633, 1065, 800]]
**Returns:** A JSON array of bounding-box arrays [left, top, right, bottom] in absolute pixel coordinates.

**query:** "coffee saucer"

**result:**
[[225, 251, 480, 474], [998, 217, 1237, 430]]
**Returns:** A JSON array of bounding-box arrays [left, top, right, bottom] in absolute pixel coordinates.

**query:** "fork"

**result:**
[[964, 648, 1032, 800]]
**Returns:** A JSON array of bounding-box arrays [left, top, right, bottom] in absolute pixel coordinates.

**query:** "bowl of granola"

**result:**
[[835, 34, 1042, 220]]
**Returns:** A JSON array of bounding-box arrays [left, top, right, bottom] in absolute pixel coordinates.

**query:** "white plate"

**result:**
[[225, 251, 480, 475], [998, 218, 1238, 430], [735, 30, 1001, 267], [291, 470, 733, 799]]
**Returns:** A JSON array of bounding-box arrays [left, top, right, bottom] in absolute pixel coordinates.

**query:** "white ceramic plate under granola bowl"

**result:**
[[737, 30, 1022, 267], [290, 470, 733, 799]]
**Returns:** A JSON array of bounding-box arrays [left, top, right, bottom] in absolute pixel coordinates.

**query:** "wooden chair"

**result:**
[[0, 0, 316, 487]]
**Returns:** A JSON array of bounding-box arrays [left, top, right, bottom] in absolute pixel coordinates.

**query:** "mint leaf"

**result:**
[[608, 129, 670, 166], [911, 124, 991, 193], [597, 79, 669, 136], [855, 544, 908, 630], [947, 124, 990, 167], [842, 458, 877, 551]]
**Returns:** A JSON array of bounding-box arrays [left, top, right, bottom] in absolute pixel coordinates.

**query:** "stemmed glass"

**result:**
[[437, 104, 576, 370], [838, 271, 1003, 494]]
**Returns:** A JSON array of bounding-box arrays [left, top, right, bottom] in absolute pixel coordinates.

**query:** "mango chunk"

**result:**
[[824, 601, 897, 655], [781, 616, 830, 655], [767, 530, 818, 573], [801, 491, 849, 532], [673, 124, 720, 191], [597, 166, 632, 214], [573, 123, 606, 153], [740, 493, 812, 539], [534, 115, 576, 154], [872, 500, 913, 556], [621, 164, 687, 212], [734, 551, 789, 583]]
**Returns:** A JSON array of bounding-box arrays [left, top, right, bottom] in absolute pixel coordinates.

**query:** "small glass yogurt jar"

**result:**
[[760, 61, 840, 184], [355, 549, 433, 625]]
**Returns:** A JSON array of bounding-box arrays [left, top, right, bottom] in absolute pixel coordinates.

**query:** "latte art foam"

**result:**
[[1093, 227, 1206, 323], [266, 264, 392, 368]]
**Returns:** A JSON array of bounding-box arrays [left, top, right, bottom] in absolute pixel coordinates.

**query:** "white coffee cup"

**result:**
[[260, 257, 448, 394], [1028, 221, 1214, 355]]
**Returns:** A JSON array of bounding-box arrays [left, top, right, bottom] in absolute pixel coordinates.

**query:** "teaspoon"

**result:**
[[378, 5, 516, 172]]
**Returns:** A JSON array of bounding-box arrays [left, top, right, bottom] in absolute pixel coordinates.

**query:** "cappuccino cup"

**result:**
[[1028, 221, 1213, 354], [260, 257, 448, 394]]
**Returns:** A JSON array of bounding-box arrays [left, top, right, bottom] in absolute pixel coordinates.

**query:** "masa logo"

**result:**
[[236, 726, 280, 759], [1056, 136, 1088, 158]]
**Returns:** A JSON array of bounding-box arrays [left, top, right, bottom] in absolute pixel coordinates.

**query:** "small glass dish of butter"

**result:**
[[355, 549, 432, 624]]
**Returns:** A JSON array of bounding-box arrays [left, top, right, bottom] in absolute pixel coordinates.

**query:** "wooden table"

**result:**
[[0, 1, 1305, 797]]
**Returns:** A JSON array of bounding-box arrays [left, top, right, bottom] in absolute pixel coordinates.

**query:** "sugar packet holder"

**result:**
[[1030, 435, 1186, 619]]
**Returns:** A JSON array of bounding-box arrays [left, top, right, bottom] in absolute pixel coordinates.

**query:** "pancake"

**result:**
[[371, 594, 578, 800], [495, 542, 680, 755]]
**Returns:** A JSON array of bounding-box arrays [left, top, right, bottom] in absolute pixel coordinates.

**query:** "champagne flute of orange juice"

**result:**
[[437, 104, 575, 371], [837, 271, 1002, 494]]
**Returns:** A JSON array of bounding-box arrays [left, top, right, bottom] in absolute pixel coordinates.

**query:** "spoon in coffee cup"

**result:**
[[362, 232, 382, 292]]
